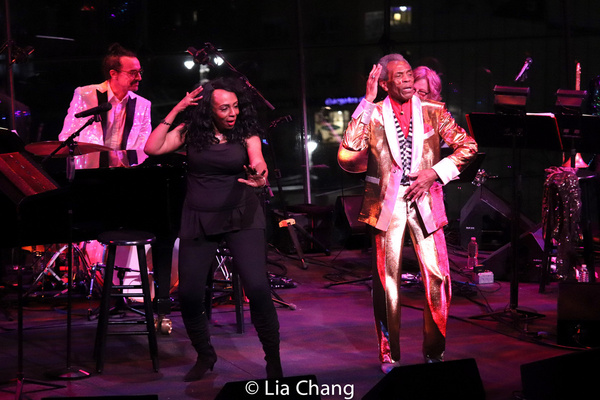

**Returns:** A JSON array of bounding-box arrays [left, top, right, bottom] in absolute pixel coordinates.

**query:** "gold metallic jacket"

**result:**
[[341, 96, 478, 234]]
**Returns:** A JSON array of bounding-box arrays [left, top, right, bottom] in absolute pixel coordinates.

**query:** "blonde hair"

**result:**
[[413, 66, 442, 101]]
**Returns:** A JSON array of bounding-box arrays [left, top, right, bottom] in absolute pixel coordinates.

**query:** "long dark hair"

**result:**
[[184, 77, 264, 150]]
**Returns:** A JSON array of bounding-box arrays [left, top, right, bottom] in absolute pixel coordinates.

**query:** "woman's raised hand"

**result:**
[[174, 86, 204, 114]]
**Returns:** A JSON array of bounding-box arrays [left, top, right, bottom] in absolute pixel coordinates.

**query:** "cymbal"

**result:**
[[25, 141, 113, 157]]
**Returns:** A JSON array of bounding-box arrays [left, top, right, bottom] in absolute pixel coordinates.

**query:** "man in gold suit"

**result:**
[[339, 54, 477, 373]]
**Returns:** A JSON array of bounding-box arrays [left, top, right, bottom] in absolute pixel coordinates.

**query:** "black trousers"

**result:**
[[177, 228, 274, 322]]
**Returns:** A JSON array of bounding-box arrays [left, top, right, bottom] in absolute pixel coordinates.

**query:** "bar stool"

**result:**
[[93, 230, 159, 372]]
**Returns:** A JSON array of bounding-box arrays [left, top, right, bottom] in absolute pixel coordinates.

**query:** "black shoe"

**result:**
[[183, 357, 217, 382], [266, 357, 283, 379]]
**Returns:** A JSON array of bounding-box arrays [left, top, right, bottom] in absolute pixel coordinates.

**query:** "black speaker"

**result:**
[[459, 185, 535, 250], [335, 195, 366, 234], [215, 375, 322, 399], [520, 349, 600, 400], [557, 282, 600, 347], [334, 195, 368, 249], [362, 359, 484, 400], [481, 226, 544, 281]]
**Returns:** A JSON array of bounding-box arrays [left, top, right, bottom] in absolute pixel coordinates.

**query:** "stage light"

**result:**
[[213, 55, 224, 66]]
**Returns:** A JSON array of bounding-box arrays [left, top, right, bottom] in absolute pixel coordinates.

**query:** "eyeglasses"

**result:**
[[416, 89, 430, 97], [117, 68, 143, 77]]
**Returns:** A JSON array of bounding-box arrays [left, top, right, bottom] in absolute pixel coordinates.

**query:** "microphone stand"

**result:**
[[264, 116, 308, 270], [43, 117, 100, 381], [257, 118, 296, 309], [192, 43, 275, 110], [42, 116, 97, 177], [262, 115, 331, 270]]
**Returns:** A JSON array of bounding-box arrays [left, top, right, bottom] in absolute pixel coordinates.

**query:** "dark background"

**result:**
[[2, 0, 599, 234]]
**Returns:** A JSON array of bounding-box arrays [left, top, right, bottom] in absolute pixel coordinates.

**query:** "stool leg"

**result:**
[[233, 271, 244, 334], [205, 266, 214, 321], [95, 244, 116, 373], [539, 225, 553, 293], [137, 244, 159, 372]]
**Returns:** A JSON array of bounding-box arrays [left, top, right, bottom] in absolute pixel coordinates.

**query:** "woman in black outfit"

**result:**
[[145, 77, 282, 382]]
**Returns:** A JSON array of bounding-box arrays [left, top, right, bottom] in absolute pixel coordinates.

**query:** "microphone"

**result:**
[[74, 102, 112, 118], [187, 45, 210, 64], [11, 45, 34, 64], [187, 43, 219, 65], [514, 57, 532, 82]]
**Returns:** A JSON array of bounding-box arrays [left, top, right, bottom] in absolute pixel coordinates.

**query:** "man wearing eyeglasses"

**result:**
[[57, 43, 171, 322], [59, 43, 151, 162]]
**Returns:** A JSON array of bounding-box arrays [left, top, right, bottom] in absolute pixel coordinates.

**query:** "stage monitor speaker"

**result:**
[[481, 225, 543, 282], [215, 375, 322, 399], [459, 185, 535, 250], [334, 195, 368, 249], [362, 358, 484, 400], [557, 282, 600, 347], [520, 349, 600, 400], [335, 195, 366, 234], [42, 396, 158, 400]]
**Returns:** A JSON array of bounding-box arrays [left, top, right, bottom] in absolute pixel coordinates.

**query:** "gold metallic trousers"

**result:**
[[371, 187, 451, 363]]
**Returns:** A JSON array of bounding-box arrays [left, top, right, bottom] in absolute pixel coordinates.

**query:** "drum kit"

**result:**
[[18, 238, 179, 337], [24, 140, 112, 158], [16, 141, 107, 300], [20, 242, 104, 300], [24, 140, 147, 169]]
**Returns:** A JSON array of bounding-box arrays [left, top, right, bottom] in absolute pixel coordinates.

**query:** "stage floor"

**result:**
[[0, 243, 595, 400]]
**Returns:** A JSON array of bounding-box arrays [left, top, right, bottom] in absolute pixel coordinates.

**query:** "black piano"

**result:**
[[0, 149, 186, 313]]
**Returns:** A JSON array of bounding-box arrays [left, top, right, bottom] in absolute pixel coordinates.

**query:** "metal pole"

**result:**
[[5, 0, 17, 132], [561, 0, 573, 89], [296, 0, 311, 204]]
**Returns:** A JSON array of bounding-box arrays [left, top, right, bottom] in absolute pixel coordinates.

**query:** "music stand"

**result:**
[[555, 89, 588, 169], [0, 127, 25, 153], [466, 87, 562, 322], [0, 152, 66, 398], [554, 89, 600, 161]]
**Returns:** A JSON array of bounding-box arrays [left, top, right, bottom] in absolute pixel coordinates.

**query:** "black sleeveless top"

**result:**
[[179, 141, 265, 238]]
